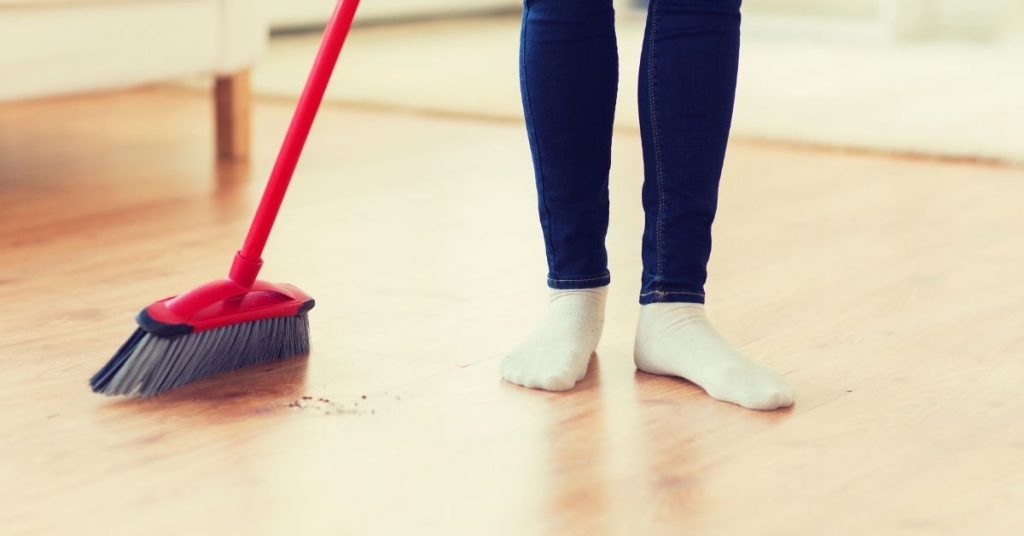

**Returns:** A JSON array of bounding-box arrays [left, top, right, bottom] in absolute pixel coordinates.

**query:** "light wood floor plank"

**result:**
[[2, 88, 1022, 535]]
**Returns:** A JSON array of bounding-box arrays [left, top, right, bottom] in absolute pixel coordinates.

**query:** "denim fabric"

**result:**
[[519, 0, 742, 303]]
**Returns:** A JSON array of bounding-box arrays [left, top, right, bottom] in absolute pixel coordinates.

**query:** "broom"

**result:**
[[90, 0, 362, 397]]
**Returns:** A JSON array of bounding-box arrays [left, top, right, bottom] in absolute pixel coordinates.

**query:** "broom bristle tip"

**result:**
[[90, 315, 310, 398]]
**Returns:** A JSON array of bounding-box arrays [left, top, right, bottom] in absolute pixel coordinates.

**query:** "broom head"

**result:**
[[90, 279, 314, 397]]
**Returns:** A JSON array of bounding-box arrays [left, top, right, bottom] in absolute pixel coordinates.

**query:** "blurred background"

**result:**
[[3, 0, 1020, 162]]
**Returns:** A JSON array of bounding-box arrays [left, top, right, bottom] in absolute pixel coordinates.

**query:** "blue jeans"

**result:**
[[520, 0, 741, 304]]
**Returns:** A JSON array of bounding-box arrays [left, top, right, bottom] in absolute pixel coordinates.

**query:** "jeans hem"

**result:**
[[639, 288, 705, 305], [548, 272, 611, 290]]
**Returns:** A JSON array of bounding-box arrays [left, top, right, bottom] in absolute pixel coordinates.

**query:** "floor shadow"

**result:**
[[102, 354, 310, 423]]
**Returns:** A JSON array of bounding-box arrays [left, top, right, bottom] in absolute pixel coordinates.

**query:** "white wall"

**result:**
[[746, 0, 1022, 42], [881, 0, 1022, 41], [271, 0, 1023, 43], [269, 0, 519, 28], [747, 0, 878, 19]]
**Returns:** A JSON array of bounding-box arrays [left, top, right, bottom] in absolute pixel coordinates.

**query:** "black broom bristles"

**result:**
[[90, 315, 310, 397]]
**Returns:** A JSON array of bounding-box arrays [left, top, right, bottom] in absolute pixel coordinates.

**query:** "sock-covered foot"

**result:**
[[502, 287, 608, 392], [634, 303, 794, 410]]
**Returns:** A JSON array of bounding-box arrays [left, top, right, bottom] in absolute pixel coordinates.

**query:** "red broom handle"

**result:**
[[229, 0, 361, 288]]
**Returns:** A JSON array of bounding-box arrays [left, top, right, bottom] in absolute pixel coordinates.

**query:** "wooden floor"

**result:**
[[2, 88, 1023, 536]]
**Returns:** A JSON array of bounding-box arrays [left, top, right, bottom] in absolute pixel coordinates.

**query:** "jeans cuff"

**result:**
[[639, 287, 705, 305], [547, 271, 611, 290]]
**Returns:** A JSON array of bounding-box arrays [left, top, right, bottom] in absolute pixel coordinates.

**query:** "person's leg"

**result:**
[[502, 0, 618, 391], [634, 0, 793, 410]]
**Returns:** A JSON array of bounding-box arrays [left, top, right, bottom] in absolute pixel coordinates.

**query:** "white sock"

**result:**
[[502, 287, 608, 392], [635, 303, 795, 410]]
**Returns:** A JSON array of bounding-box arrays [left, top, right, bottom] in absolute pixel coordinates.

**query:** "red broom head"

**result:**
[[90, 279, 314, 397]]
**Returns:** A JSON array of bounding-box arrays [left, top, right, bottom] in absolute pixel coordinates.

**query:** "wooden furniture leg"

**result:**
[[214, 71, 251, 161]]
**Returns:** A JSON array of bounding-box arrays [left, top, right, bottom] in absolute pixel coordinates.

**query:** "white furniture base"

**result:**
[[0, 0, 268, 160]]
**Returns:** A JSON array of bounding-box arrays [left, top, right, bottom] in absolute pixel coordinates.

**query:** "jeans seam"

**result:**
[[520, 4, 558, 273], [647, 0, 666, 282]]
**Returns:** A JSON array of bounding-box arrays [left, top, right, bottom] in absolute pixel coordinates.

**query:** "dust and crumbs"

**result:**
[[285, 392, 402, 416]]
